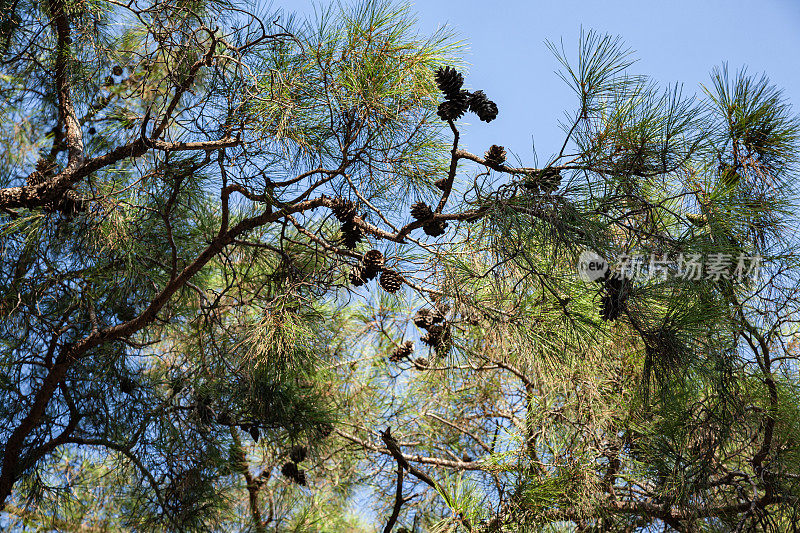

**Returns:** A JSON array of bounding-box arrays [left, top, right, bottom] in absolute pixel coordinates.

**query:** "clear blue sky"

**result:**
[[280, 0, 800, 166]]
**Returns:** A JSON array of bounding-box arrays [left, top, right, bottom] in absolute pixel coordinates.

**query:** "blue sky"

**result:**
[[281, 0, 800, 167]]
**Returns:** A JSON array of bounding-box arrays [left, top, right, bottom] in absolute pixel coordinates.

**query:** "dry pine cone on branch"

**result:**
[[410, 201, 433, 221], [484, 144, 507, 166], [539, 168, 562, 193], [434, 66, 464, 99], [437, 90, 470, 121], [389, 340, 414, 362], [362, 249, 384, 270], [600, 276, 630, 321], [468, 90, 498, 123], [413, 307, 445, 329], [423, 219, 448, 237], [421, 323, 448, 348], [281, 461, 306, 485], [340, 221, 363, 250], [331, 197, 357, 222], [349, 266, 366, 287], [289, 445, 307, 464], [379, 269, 403, 293]]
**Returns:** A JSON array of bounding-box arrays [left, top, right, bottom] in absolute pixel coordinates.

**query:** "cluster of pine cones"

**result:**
[[410, 201, 448, 237], [349, 249, 403, 293], [414, 304, 451, 355], [523, 167, 563, 194], [389, 340, 414, 362], [434, 66, 498, 123], [281, 445, 308, 486]]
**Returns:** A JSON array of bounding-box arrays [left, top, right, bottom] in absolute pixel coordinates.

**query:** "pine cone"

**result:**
[[410, 201, 433, 221], [362, 266, 380, 281], [26, 172, 46, 187], [170, 376, 185, 394], [434, 66, 464, 100], [249, 426, 260, 442], [686, 213, 707, 227], [281, 461, 307, 485], [414, 307, 444, 329], [389, 340, 414, 362], [362, 249, 384, 272], [523, 172, 539, 191], [349, 266, 366, 287], [468, 90, 498, 122], [437, 90, 470, 121], [424, 323, 451, 355], [423, 219, 448, 237], [600, 277, 630, 321], [539, 168, 562, 193], [413, 357, 429, 369], [281, 461, 299, 481], [340, 221, 363, 250], [434, 303, 450, 318], [414, 308, 434, 329], [112, 65, 123, 76], [599, 295, 618, 321], [331, 198, 357, 222], [289, 445, 307, 464], [195, 394, 214, 424], [51, 191, 86, 216], [119, 376, 136, 395], [484, 145, 507, 166], [379, 269, 403, 293], [434, 178, 448, 191], [421, 324, 445, 347]]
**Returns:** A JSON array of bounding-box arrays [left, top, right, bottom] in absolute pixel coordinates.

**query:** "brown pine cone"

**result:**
[[362, 249, 384, 271], [379, 269, 403, 293], [340, 221, 363, 250], [410, 201, 433, 221], [434, 66, 464, 100], [331, 198, 357, 222], [423, 220, 448, 237], [289, 445, 307, 464], [484, 145, 507, 166], [389, 340, 414, 362], [349, 266, 366, 287]]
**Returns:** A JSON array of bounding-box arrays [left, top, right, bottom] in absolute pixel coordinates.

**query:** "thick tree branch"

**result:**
[[48, 0, 84, 174], [382, 463, 405, 533]]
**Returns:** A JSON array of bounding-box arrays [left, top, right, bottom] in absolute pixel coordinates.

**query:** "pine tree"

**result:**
[[1, 3, 800, 533]]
